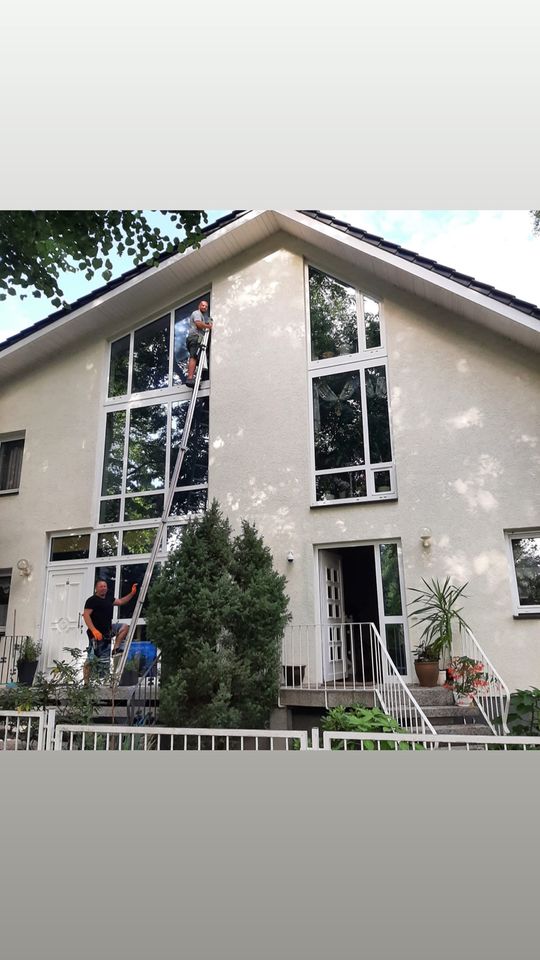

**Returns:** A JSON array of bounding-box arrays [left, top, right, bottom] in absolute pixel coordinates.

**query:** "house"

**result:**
[[0, 210, 539, 728]]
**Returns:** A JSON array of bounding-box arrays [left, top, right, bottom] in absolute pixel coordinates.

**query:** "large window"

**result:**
[[102, 291, 211, 527], [0, 572, 11, 638], [506, 531, 540, 616], [307, 266, 394, 505], [0, 433, 25, 494]]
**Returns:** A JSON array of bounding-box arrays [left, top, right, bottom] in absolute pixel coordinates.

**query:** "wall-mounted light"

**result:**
[[420, 528, 432, 549], [17, 558, 32, 577], [287, 551, 294, 563]]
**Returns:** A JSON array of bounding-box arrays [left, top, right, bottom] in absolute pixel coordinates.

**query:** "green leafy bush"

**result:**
[[321, 704, 422, 750]]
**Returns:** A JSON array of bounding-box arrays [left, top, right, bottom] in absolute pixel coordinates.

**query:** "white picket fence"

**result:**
[[2, 710, 540, 752]]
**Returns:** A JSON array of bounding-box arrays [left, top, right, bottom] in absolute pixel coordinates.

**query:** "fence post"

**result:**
[[45, 708, 56, 751], [311, 727, 320, 750]]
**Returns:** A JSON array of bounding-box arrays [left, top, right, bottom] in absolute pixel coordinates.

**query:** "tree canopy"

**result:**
[[0, 210, 207, 307]]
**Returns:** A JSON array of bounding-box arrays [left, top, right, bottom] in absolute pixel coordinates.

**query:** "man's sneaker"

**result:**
[[186, 378, 195, 387]]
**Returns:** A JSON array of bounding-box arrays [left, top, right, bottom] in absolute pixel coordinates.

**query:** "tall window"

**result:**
[[101, 293, 210, 532], [506, 531, 540, 615], [0, 572, 11, 638], [0, 433, 25, 494], [307, 265, 395, 504]]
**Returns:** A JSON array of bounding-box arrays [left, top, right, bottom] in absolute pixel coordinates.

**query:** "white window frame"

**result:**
[[305, 261, 387, 371], [505, 529, 540, 616], [0, 431, 25, 495], [308, 357, 397, 506]]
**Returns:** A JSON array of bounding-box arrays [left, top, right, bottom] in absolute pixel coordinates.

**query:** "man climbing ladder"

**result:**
[[186, 299, 213, 386], [114, 324, 212, 681]]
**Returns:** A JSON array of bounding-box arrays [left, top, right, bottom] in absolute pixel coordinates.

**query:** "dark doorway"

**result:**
[[339, 546, 379, 683]]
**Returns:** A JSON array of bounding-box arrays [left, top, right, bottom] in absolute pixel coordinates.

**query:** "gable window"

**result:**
[[506, 531, 540, 616], [0, 433, 25, 494], [307, 266, 384, 364]]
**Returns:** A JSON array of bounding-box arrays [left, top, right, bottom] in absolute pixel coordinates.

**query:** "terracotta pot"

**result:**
[[453, 692, 473, 706], [414, 660, 440, 687]]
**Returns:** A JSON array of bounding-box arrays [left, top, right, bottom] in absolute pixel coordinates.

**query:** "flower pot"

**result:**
[[17, 659, 38, 686], [453, 692, 473, 706], [414, 660, 440, 687]]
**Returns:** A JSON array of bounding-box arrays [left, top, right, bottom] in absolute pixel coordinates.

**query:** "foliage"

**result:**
[[532, 211, 540, 236], [413, 639, 441, 662], [505, 687, 540, 737], [17, 636, 42, 662], [321, 704, 420, 750], [0, 210, 207, 306], [146, 500, 290, 729], [408, 577, 470, 659], [445, 657, 489, 697]]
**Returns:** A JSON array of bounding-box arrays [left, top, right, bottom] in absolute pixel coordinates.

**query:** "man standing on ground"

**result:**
[[82, 579, 137, 681], [185, 299, 213, 386]]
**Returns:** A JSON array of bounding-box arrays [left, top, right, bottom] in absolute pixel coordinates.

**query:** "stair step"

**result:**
[[433, 724, 494, 737], [407, 685, 455, 706], [422, 705, 483, 722]]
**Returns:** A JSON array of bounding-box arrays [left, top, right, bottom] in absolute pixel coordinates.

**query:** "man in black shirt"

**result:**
[[83, 579, 137, 680]]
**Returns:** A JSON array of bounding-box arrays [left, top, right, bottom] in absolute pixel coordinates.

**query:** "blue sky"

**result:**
[[1, 210, 539, 344]]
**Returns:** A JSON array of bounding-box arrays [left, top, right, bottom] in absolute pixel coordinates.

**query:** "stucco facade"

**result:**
[[1, 216, 539, 692]]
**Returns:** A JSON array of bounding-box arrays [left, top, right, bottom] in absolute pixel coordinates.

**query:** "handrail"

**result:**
[[366, 622, 437, 736], [126, 652, 161, 726], [453, 625, 510, 735]]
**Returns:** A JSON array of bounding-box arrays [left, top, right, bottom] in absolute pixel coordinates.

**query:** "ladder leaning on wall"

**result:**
[[113, 328, 210, 682]]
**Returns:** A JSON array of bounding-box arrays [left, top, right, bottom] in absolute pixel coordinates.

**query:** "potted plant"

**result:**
[[120, 653, 143, 687], [17, 636, 42, 686], [408, 577, 471, 687], [412, 639, 441, 688], [445, 656, 489, 705]]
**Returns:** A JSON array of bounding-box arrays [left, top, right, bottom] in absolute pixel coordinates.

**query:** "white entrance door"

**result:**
[[43, 567, 90, 670], [319, 550, 347, 682]]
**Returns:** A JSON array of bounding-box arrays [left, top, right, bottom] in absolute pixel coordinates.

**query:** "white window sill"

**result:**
[[311, 494, 398, 508], [513, 612, 540, 619], [0, 488, 20, 496]]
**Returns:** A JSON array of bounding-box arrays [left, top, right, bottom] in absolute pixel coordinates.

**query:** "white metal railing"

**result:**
[[451, 626, 510, 735], [53, 724, 309, 751], [321, 730, 540, 751], [281, 622, 436, 735], [0, 709, 48, 751]]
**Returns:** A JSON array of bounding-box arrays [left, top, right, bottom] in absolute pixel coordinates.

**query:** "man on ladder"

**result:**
[[186, 299, 213, 386]]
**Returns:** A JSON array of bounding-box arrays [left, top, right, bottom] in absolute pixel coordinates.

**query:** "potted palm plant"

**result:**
[[17, 637, 42, 686], [408, 578, 471, 688]]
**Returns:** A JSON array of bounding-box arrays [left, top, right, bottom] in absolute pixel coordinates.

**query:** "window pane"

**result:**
[[101, 411, 126, 496], [170, 489, 207, 518], [374, 470, 392, 493], [126, 404, 167, 492], [385, 624, 407, 675], [379, 544, 402, 615], [363, 296, 381, 349], [166, 526, 184, 552], [99, 499, 121, 524], [94, 566, 116, 600], [97, 532, 119, 558], [309, 268, 358, 361], [0, 574, 11, 633], [315, 471, 366, 502], [50, 534, 91, 561], [173, 294, 211, 385], [124, 494, 164, 521], [313, 371, 364, 470], [171, 398, 209, 485], [132, 315, 170, 392], [122, 527, 158, 556], [365, 366, 392, 463], [0, 438, 24, 491], [108, 335, 130, 397], [512, 537, 540, 605], [120, 563, 161, 618]]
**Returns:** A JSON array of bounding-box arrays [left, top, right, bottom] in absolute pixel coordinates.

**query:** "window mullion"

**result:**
[[359, 363, 371, 495]]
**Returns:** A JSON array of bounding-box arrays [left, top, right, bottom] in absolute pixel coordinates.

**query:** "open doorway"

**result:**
[[317, 541, 410, 683]]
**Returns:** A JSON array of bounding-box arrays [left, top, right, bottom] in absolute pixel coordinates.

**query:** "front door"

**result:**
[[42, 567, 90, 671], [319, 550, 347, 681]]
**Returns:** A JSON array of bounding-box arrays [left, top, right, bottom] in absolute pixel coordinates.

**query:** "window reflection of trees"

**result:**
[[363, 297, 381, 350], [132, 315, 170, 392], [127, 405, 167, 492], [380, 544, 402, 615], [309, 268, 358, 360], [313, 371, 364, 470], [171, 398, 209, 486], [108, 336, 130, 397], [512, 537, 540, 604], [365, 367, 391, 463], [101, 411, 126, 496]]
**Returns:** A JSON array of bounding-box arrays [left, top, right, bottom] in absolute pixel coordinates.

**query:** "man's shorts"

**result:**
[[186, 333, 202, 359]]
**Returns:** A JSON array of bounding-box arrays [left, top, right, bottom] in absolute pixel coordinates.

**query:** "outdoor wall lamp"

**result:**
[[287, 551, 294, 563], [17, 558, 32, 577], [420, 528, 432, 549]]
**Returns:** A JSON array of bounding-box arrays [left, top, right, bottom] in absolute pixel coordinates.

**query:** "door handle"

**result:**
[[78, 613, 82, 631]]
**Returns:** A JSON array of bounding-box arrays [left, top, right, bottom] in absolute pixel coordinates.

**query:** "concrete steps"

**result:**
[[407, 684, 495, 738]]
